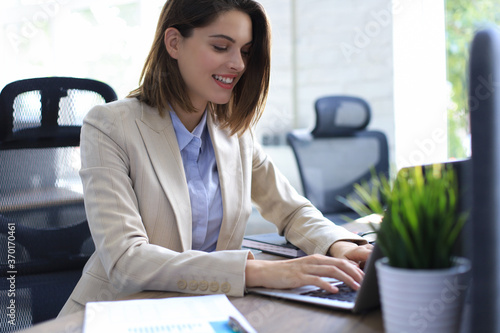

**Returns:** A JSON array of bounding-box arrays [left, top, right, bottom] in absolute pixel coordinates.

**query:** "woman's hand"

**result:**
[[329, 241, 373, 267], [245, 254, 364, 293]]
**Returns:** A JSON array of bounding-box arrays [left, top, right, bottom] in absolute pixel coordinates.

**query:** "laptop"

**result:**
[[247, 244, 383, 313]]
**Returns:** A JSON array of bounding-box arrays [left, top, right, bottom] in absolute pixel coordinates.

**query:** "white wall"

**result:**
[[257, 0, 447, 172], [256, 0, 396, 168], [254, 0, 295, 145]]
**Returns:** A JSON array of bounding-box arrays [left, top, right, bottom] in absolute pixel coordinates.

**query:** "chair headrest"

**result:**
[[312, 96, 371, 137], [0, 77, 117, 148]]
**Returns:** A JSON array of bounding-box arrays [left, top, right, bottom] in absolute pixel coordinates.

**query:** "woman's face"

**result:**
[[173, 10, 253, 111]]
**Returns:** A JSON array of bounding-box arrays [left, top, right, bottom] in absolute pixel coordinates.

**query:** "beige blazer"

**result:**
[[59, 98, 364, 316]]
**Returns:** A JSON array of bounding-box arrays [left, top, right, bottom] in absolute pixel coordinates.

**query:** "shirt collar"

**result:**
[[169, 110, 208, 151]]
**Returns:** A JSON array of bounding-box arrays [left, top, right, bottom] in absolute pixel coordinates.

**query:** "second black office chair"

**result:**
[[287, 95, 389, 225], [0, 77, 117, 330]]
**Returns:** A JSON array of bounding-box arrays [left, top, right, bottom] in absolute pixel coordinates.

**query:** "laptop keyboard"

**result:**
[[300, 283, 357, 303]]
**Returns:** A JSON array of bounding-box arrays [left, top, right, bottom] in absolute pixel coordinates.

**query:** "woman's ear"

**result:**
[[164, 27, 181, 59]]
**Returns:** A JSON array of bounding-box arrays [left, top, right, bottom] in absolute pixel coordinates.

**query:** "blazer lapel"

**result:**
[[208, 115, 244, 251], [136, 103, 192, 251]]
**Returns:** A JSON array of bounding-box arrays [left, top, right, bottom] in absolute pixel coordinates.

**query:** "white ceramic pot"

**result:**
[[375, 257, 471, 333]]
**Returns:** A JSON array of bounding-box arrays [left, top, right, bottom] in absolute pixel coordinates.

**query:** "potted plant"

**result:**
[[344, 163, 471, 333]]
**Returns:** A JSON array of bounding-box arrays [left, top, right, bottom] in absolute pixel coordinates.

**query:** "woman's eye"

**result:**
[[241, 50, 251, 57], [213, 45, 227, 52]]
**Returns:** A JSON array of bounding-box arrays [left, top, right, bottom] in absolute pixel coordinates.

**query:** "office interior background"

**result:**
[[1, 0, 498, 191]]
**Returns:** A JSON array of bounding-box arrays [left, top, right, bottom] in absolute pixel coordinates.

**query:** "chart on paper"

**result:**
[[83, 294, 256, 333]]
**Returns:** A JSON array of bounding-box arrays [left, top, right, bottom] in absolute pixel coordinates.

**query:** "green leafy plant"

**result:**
[[344, 164, 467, 269], [446, 0, 500, 159]]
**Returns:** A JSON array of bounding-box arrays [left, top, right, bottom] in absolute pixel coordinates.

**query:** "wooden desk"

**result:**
[[18, 252, 383, 333], [18, 292, 383, 333]]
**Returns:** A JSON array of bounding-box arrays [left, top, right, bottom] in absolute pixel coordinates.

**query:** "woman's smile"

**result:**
[[213, 74, 237, 89]]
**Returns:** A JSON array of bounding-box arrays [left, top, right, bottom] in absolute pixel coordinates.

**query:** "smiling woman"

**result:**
[[163, 9, 253, 126], [57, 0, 372, 318], [129, 0, 271, 136]]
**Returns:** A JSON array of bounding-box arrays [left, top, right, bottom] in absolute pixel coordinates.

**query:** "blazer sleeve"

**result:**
[[79, 103, 251, 298], [249, 136, 367, 255]]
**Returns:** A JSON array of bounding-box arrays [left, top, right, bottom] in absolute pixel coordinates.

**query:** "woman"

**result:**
[[59, 0, 372, 316]]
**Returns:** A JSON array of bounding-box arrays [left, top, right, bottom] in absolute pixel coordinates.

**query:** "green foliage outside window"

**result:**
[[445, 0, 500, 158]]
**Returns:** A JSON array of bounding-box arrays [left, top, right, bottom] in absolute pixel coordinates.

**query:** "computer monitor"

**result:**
[[469, 26, 500, 332]]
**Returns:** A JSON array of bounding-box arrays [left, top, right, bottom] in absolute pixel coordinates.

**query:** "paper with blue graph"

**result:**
[[83, 294, 256, 333]]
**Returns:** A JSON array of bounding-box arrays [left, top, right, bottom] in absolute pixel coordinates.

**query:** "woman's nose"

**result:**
[[228, 50, 246, 72]]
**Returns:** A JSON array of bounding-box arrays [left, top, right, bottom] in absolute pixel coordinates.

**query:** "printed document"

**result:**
[[83, 294, 256, 333]]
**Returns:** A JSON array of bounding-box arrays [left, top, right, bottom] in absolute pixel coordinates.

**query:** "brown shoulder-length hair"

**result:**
[[128, 0, 271, 136]]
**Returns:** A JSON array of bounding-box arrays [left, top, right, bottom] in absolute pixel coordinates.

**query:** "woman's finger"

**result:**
[[285, 255, 365, 291]]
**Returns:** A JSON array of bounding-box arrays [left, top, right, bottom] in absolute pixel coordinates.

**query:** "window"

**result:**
[[445, 0, 500, 159], [0, 0, 165, 98]]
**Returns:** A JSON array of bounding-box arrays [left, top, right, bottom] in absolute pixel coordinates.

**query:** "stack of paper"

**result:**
[[83, 294, 256, 333]]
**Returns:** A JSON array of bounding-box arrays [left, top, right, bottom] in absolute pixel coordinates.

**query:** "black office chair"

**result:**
[[286, 95, 389, 225], [0, 77, 117, 330]]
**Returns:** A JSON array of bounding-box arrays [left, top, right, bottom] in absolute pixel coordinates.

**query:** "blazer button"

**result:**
[[177, 279, 187, 290], [209, 281, 219, 292], [221, 282, 231, 293], [188, 280, 199, 291], [199, 280, 209, 291]]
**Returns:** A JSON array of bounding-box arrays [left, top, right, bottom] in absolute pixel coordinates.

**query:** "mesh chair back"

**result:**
[[0, 77, 117, 330], [287, 96, 389, 223]]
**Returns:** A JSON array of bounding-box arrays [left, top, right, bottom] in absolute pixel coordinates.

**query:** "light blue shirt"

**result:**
[[169, 111, 223, 252]]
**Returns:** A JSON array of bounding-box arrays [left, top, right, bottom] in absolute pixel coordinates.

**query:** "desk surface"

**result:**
[[19, 292, 383, 333], [19, 252, 384, 333]]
